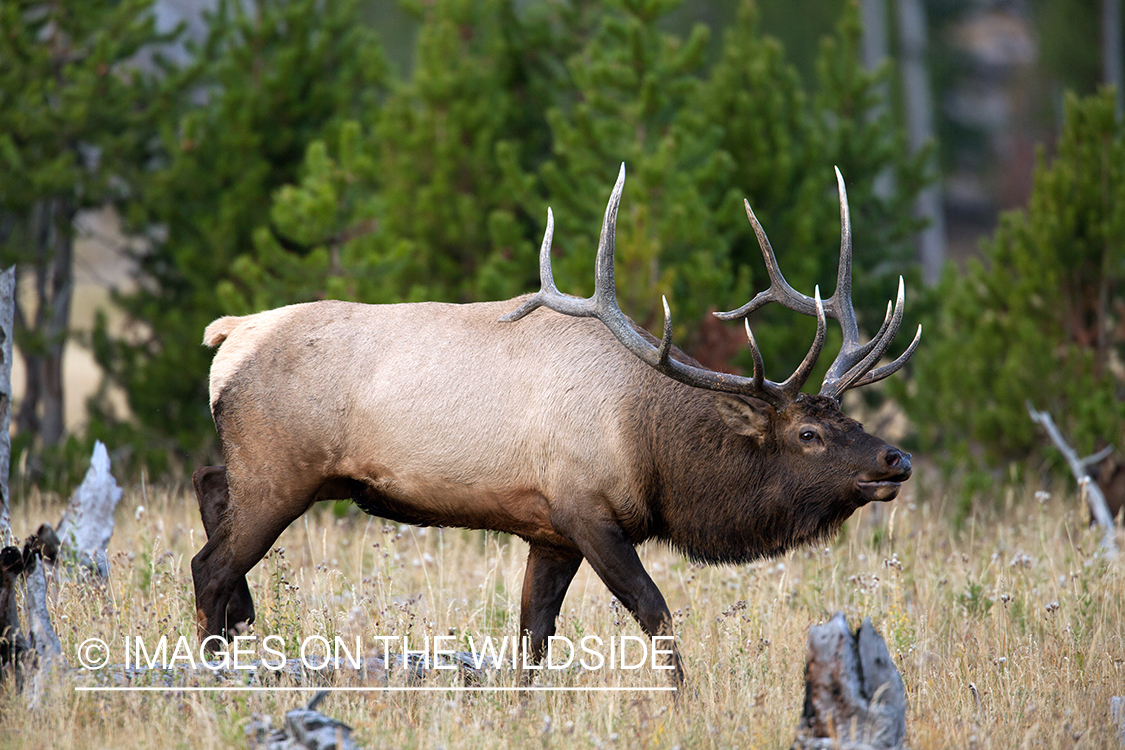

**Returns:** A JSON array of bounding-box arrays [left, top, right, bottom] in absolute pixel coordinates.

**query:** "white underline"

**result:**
[[75, 685, 677, 693]]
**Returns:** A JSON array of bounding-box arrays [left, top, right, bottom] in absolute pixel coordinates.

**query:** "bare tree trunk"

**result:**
[[897, 0, 947, 286], [1106, 0, 1124, 119], [0, 266, 13, 543], [861, 0, 889, 74], [40, 202, 72, 448], [861, 0, 896, 203], [12, 198, 73, 457]]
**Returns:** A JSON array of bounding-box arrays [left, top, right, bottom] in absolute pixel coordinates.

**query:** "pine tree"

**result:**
[[95, 0, 385, 466], [221, 0, 548, 316], [0, 0, 171, 472], [367, 0, 545, 304], [903, 89, 1125, 467], [537, 0, 730, 335], [699, 0, 929, 380]]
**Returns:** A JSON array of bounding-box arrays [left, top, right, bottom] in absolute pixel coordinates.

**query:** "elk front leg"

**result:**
[[555, 514, 684, 686], [517, 544, 583, 683]]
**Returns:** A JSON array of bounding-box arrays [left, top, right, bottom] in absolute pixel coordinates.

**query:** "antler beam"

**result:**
[[501, 165, 833, 409]]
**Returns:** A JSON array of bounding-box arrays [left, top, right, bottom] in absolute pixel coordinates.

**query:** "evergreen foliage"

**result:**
[[211, 0, 548, 313], [701, 1, 929, 377], [82, 0, 927, 470], [902, 89, 1125, 467], [93, 0, 386, 466], [535, 0, 729, 334], [0, 0, 171, 480]]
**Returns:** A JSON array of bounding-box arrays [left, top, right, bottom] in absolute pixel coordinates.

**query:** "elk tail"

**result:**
[[203, 316, 245, 347]]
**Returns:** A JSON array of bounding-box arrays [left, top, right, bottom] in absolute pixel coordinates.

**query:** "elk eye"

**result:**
[[799, 429, 818, 443]]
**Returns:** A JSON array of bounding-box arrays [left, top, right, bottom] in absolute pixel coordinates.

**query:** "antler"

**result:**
[[716, 167, 920, 402], [500, 164, 828, 409]]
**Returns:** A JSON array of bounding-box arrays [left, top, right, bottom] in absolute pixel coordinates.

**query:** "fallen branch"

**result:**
[[1027, 403, 1119, 557]]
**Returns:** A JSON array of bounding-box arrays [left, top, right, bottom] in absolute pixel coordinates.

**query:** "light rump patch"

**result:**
[[205, 305, 301, 414]]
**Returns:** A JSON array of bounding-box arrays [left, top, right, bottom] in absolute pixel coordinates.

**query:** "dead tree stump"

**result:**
[[56, 441, 122, 577], [793, 612, 907, 750], [247, 691, 360, 750]]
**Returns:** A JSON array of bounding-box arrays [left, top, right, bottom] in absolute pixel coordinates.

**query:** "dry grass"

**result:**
[[1, 472, 1123, 749]]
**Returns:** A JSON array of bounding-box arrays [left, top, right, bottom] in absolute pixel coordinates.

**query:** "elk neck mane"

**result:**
[[633, 371, 858, 565]]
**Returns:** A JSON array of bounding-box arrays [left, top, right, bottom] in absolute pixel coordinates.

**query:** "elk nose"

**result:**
[[881, 448, 912, 476]]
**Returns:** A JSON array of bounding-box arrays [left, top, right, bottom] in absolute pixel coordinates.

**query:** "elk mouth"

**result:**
[[855, 473, 911, 503]]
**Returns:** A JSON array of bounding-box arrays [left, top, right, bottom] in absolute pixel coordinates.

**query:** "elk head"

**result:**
[[503, 164, 919, 507]]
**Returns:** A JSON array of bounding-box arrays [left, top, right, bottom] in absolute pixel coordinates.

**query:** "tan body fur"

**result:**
[[206, 297, 653, 546], [194, 296, 911, 685]]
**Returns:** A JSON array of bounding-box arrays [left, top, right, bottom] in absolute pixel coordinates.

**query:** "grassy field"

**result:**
[[1, 471, 1122, 749]]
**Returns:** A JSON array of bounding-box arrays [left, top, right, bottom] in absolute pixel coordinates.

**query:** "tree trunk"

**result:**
[[897, 0, 947, 286], [861, 0, 889, 73], [861, 0, 897, 202], [0, 266, 13, 542], [13, 197, 73, 457], [1105, 0, 1124, 119]]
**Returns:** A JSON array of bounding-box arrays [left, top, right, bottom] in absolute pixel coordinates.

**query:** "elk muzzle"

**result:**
[[856, 447, 912, 503]]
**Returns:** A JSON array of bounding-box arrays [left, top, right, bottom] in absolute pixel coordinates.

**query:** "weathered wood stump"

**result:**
[[56, 440, 123, 577], [1, 437, 119, 691], [793, 612, 907, 750], [247, 691, 360, 750]]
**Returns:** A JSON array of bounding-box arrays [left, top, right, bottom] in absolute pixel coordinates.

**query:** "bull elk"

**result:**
[[191, 166, 919, 684]]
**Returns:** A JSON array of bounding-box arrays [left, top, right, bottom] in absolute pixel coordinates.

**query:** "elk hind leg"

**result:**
[[191, 475, 313, 647], [192, 466, 255, 627]]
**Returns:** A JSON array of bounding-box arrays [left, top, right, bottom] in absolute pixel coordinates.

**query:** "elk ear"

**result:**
[[712, 394, 774, 441]]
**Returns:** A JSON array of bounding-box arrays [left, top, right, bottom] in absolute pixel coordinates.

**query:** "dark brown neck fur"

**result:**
[[633, 381, 858, 564]]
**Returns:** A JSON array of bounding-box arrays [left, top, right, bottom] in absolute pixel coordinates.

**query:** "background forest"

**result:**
[[1, 0, 1123, 511]]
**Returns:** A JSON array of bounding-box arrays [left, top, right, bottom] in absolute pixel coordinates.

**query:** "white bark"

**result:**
[[897, 0, 947, 285], [56, 441, 122, 577], [1028, 403, 1119, 557]]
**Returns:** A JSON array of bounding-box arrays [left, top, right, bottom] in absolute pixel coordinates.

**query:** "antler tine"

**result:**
[[779, 286, 827, 398], [499, 207, 596, 322], [657, 296, 674, 366], [848, 324, 922, 389], [826, 166, 860, 350], [743, 319, 765, 392], [822, 276, 907, 398], [590, 164, 638, 344], [714, 200, 820, 321]]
